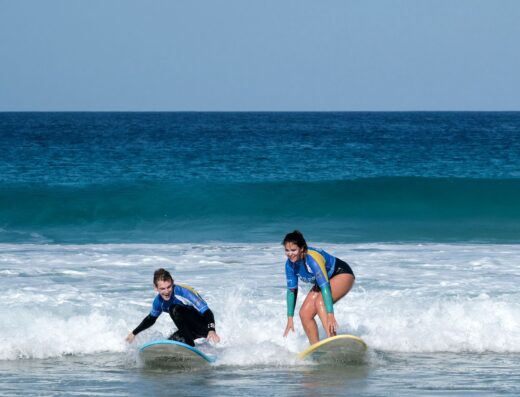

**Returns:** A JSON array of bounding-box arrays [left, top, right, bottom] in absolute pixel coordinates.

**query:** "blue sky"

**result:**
[[1, 0, 519, 111]]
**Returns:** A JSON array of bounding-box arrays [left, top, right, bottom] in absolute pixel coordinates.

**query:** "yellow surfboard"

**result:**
[[298, 334, 367, 363]]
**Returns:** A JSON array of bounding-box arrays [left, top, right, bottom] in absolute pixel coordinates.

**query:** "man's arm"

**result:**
[[125, 314, 158, 343]]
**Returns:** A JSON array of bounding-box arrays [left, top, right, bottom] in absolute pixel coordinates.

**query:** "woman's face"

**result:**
[[285, 242, 305, 263]]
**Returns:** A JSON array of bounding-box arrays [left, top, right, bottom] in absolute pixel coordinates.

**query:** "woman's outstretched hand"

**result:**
[[326, 313, 338, 337], [283, 317, 295, 337]]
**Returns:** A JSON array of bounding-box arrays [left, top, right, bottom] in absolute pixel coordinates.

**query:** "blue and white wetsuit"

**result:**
[[131, 283, 216, 343], [285, 247, 353, 316], [285, 247, 336, 290], [150, 284, 209, 317]]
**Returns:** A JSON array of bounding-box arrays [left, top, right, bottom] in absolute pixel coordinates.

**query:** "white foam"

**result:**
[[1, 309, 128, 360], [1, 243, 520, 362]]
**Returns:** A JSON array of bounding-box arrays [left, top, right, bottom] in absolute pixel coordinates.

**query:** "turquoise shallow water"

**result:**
[[1, 112, 520, 243], [2, 178, 520, 243]]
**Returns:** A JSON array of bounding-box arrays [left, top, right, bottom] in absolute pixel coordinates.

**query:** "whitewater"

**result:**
[[2, 243, 520, 369]]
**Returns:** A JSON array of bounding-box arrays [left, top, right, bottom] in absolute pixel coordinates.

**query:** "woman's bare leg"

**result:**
[[315, 274, 355, 338], [299, 291, 321, 345]]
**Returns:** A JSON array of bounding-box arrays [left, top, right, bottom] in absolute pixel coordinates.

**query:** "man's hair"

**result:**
[[153, 268, 174, 286]]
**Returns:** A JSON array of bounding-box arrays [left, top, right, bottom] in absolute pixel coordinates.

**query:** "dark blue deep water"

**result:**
[[1, 112, 519, 243]]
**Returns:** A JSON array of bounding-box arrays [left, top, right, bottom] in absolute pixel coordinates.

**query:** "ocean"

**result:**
[[1, 112, 519, 396]]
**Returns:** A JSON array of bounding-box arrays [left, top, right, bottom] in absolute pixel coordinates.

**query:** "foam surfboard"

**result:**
[[140, 340, 216, 367], [298, 334, 367, 363]]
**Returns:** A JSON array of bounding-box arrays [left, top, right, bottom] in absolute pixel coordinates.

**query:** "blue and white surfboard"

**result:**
[[140, 340, 216, 367]]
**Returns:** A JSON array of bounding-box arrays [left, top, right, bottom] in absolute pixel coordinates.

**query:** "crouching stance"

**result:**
[[126, 268, 220, 346], [282, 231, 355, 345]]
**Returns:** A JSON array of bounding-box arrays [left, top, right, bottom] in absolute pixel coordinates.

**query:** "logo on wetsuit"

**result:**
[[296, 260, 316, 284]]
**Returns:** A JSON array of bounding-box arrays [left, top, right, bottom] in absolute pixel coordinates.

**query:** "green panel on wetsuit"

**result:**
[[287, 289, 296, 317], [321, 284, 334, 313]]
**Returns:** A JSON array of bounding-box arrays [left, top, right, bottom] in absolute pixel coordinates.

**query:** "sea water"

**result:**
[[1, 112, 520, 396]]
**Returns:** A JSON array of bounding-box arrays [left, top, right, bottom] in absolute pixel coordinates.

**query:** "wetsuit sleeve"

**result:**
[[132, 314, 158, 335], [320, 284, 334, 314], [202, 308, 216, 332], [285, 260, 299, 317], [306, 251, 329, 288], [286, 288, 298, 317], [306, 252, 334, 314], [285, 260, 298, 289], [150, 295, 163, 317]]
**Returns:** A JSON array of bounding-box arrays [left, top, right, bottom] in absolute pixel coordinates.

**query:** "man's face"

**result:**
[[155, 279, 173, 300]]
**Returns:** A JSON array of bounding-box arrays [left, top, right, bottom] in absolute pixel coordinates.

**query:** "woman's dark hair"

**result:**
[[282, 230, 308, 251], [153, 268, 174, 286]]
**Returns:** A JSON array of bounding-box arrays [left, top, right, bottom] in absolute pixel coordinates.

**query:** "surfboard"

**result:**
[[298, 334, 367, 363], [139, 340, 216, 367]]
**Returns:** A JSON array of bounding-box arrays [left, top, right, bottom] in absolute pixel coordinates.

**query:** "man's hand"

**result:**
[[207, 330, 220, 344], [125, 332, 136, 343]]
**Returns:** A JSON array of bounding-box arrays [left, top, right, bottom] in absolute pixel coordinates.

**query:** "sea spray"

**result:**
[[2, 243, 520, 362]]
